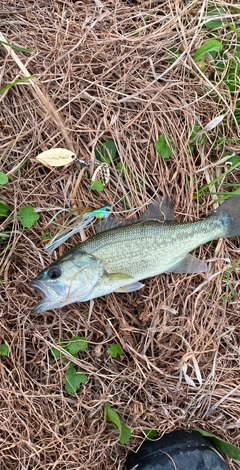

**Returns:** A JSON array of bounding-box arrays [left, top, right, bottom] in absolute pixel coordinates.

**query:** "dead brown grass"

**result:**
[[0, 1, 240, 469]]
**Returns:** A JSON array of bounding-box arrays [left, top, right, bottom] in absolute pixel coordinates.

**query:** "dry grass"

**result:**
[[0, 1, 240, 469]]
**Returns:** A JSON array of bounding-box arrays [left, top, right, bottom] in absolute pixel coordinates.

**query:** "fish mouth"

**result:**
[[29, 280, 63, 314]]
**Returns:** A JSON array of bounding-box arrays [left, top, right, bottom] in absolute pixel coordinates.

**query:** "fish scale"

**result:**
[[76, 217, 226, 279]]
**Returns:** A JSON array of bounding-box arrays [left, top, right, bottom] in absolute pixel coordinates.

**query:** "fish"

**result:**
[[30, 195, 240, 314]]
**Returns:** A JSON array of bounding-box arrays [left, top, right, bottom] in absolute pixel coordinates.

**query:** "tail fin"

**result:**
[[213, 195, 240, 238]]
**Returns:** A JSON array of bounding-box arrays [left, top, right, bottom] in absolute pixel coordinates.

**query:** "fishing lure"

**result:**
[[44, 206, 112, 255]]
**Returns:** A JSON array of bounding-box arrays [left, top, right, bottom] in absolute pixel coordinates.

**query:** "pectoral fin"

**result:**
[[167, 254, 208, 274], [114, 281, 145, 293], [107, 272, 133, 281], [106, 272, 145, 292]]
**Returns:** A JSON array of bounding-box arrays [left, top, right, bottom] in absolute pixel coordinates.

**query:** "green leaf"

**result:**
[[51, 336, 88, 358], [224, 270, 235, 299], [66, 336, 88, 356], [188, 124, 208, 148], [65, 366, 88, 393], [83, 310, 89, 318], [194, 428, 240, 460], [193, 159, 240, 200], [0, 75, 34, 95], [115, 162, 123, 171], [19, 205, 39, 228], [216, 137, 240, 147], [204, 18, 223, 29], [108, 342, 123, 358], [143, 13, 151, 22], [165, 47, 181, 63], [0, 40, 32, 53], [105, 402, 131, 445], [40, 231, 51, 240], [0, 172, 8, 185], [0, 233, 10, 242], [234, 100, 240, 124], [228, 22, 240, 38], [0, 201, 10, 217], [144, 429, 158, 439], [0, 343, 9, 356], [51, 347, 63, 359], [227, 155, 240, 166], [156, 134, 175, 159], [90, 179, 104, 192], [194, 39, 223, 62], [203, 9, 225, 29], [95, 140, 117, 165]]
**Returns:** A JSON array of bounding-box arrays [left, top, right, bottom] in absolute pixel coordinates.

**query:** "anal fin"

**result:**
[[167, 254, 208, 274]]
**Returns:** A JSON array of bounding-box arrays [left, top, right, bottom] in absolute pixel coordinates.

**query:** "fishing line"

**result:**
[[59, 180, 70, 208], [107, 191, 151, 216], [111, 201, 151, 216], [45, 208, 69, 228]]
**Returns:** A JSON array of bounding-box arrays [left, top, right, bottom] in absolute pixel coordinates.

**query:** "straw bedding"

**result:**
[[0, 1, 239, 469]]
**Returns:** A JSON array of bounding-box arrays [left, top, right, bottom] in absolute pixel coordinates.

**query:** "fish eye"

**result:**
[[47, 266, 62, 280]]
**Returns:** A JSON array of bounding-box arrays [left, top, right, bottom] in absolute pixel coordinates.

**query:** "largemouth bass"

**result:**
[[30, 195, 240, 313]]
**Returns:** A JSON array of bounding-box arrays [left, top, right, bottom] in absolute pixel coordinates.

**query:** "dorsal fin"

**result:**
[[95, 215, 132, 234], [95, 195, 175, 234], [138, 195, 175, 222]]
